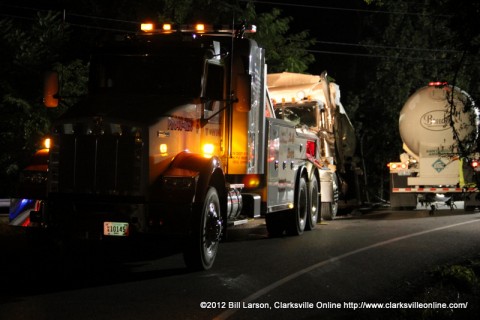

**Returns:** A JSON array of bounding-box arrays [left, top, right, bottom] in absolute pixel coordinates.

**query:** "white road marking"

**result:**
[[213, 218, 480, 320]]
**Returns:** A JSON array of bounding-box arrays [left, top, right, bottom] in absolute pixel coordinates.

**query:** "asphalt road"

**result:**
[[1, 207, 480, 320]]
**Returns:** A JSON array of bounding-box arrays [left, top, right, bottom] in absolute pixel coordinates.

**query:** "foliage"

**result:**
[[0, 0, 313, 196], [0, 11, 88, 196], [0, 0, 477, 205], [409, 261, 480, 319], [353, 0, 480, 200], [52, 60, 90, 111], [243, 4, 315, 73], [158, 0, 242, 24], [434, 264, 479, 292], [155, 1, 315, 73]]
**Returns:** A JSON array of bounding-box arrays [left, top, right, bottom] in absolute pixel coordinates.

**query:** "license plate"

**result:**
[[103, 222, 129, 236]]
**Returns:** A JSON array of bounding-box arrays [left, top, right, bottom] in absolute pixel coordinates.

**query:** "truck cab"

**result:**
[[11, 22, 323, 270]]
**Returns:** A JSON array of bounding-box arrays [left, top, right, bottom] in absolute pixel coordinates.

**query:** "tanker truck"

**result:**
[[388, 81, 480, 210]]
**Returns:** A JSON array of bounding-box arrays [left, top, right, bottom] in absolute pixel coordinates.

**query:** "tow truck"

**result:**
[[11, 22, 324, 270]]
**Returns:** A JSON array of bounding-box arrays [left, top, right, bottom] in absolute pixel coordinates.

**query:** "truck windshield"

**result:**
[[274, 104, 318, 128], [89, 53, 203, 97]]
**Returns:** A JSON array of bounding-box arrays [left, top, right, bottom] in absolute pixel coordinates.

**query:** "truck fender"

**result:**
[[161, 151, 227, 210], [307, 166, 320, 189], [302, 165, 322, 204], [294, 165, 310, 194], [161, 151, 228, 249]]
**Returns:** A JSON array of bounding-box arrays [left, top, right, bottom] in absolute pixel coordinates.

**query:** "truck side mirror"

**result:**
[[43, 71, 59, 108], [235, 74, 251, 112], [204, 63, 224, 105]]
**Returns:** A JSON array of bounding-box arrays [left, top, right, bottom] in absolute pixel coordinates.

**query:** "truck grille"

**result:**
[[48, 120, 144, 196]]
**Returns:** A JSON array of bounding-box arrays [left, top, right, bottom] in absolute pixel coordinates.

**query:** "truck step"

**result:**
[[227, 218, 249, 226]]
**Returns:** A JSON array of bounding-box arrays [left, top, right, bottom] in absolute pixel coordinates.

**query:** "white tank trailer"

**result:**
[[388, 82, 480, 210]]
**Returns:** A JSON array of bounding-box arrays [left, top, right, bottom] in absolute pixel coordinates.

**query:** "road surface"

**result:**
[[0, 207, 479, 319]]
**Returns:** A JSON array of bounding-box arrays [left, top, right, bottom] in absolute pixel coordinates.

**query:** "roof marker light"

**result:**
[[141, 23, 154, 32], [428, 81, 448, 87]]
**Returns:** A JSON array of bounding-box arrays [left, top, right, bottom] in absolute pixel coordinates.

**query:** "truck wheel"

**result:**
[[321, 202, 338, 220], [287, 176, 308, 235], [321, 178, 339, 220], [183, 187, 222, 270], [306, 174, 319, 230]]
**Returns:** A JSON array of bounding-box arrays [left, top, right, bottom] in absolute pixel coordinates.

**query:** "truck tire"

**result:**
[[306, 174, 319, 230], [321, 178, 339, 220], [183, 187, 222, 270], [286, 176, 308, 235], [321, 202, 337, 220]]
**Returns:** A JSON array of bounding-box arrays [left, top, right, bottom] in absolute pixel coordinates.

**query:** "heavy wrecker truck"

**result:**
[[10, 22, 323, 270], [267, 72, 360, 219]]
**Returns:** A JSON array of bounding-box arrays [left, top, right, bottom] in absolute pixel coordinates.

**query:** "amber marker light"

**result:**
[[160, 143, 168, 155], [242, 174, 260, 189], [141, 23, 154, 32], [202, 143, 214, 156], [43, 138, 51, 149]]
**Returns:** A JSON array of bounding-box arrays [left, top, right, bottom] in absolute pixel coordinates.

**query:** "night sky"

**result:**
[[2, 0, 373, 96], [251, 0, 372, 91]]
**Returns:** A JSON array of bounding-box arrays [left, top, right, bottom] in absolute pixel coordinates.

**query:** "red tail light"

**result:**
[[306, 140, 316, 157], [471, 160, 479, 168]]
